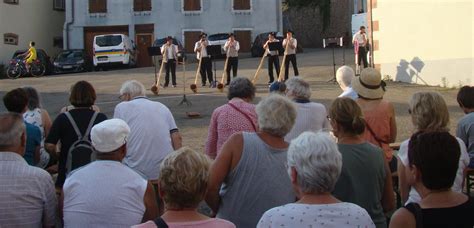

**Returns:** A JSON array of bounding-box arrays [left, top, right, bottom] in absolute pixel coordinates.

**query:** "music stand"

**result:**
[[323, 37, 343, 83], [177, 52, 191, 106], [268, 42, 282, 53], [147, 47, 162, 87], [206, 45, 222, 88]]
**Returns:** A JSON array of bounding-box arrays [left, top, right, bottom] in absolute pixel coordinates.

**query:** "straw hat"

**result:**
[[351, 68, 386, 99]]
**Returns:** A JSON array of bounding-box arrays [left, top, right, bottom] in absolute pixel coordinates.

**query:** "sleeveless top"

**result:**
[[63, 160, 147, 227], [217, 132, 295, 228], [23, 108, 50, 168]]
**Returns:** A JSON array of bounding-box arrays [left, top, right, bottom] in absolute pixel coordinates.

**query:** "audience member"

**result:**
[[62, 119, 158, 227], [456, 86, 474, 168], [390, 131, 474, 228], [398, 92, 469, 204], [23, 86, 53, 168], [336, 65, 358, 99], [114, 80, 182, 181], [3, 88, 41, 166], [45, 80, 107, 188], [258, 131, 375, 228], [284, 77, 329, 142], [205, 77, 257, 159], [206, 94, 297, 228], [329, 97, 395, 228], [353, 68, 397, 171], [0, 113, 56, 227], [134, 147, 235, 228]]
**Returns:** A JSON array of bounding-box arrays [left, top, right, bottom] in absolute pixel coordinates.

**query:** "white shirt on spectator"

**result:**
[[257, 202, 375, 228], [285, 101, 330, 142], [338, 87, 358, 100], [114, 97, 178, 180], [63, 160, 147, 227]]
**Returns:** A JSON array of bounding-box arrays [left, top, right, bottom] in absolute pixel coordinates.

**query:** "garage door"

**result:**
[[84, 26, 129, 59], [183, 31, 202, 53], [234, 30, 251, 52]]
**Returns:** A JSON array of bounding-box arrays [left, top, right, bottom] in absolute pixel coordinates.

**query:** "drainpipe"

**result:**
[[64, 0, 75, 50]]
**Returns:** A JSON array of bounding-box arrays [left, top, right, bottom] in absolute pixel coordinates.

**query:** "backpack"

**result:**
[[64, 111, 99, 175]]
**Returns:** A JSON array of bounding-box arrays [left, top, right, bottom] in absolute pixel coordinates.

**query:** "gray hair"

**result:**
[[288, 131, 342, 194], [409, 92, 449, 131], [0, 113, 25, 150], [227, 77, 256, 100], [119, 80, 146, 98], [285, 77, 311, 100], [336, 66, 355, 87], [256, 94, 296, 137]]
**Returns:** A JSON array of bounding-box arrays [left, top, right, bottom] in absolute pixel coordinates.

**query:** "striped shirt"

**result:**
[[0, 152, 57, 228]]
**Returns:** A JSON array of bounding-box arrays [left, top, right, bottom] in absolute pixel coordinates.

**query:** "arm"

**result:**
[[223, 41, 230, 50], [41, 109, 52, 138], [142, 182, 159, 222], [389, 103, 397, 143], [291, 39, 297, 50], [263, 40, 269, 49], [235, 41, 240, 51], [160, 45, 166, 55], [205, 111, 219, 159], [194, 42, 201, 53], [389, 208, 416, 228], [381, 157, 396, 212], [398, 157, 410, 204], [170, 131, 182, 150]]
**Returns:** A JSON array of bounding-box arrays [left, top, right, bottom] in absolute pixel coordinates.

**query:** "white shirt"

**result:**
[[224, 40, 240, 57], [352, 31, 367, 46], [114, 97, 178, 180], [63, 160, 147, 228], [257, 202, 375, 228], [285, 101, 330, 142], [160, 43, 178, 62], [338, 87, 358, 100], [194, 40, 209, 60], [398, 137, 470, 204], [282, 37, 297, 55]]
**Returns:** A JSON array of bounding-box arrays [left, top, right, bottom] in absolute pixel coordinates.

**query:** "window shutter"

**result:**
[[133, 0, 140, 11], [90, 0, 107, 13], [234, 0, 250, 10], [184, 0, 200, 11], [143, 0, 151, 11]]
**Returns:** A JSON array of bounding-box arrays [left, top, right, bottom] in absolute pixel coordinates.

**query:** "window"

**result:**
[[89, 0, 106, 13], [183, 0, 200, 11], [233, 0, 250, 10], [134, 0, 151, 11], [4, 0, 19, 4], [53, 0, 65, 11], [4, 33, 18, 45], [53, 36, 63, 48]]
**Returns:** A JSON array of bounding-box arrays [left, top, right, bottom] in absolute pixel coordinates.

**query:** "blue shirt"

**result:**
[[24, 121, 41, 165]]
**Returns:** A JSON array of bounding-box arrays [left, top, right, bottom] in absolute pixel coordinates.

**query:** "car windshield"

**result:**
[[208, 34, 229, 41], [57, 51, 83, 60], [96, 35, 123, 47]]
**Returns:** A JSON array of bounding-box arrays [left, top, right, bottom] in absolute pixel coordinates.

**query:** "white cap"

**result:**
[[91, 119, 130, 153]]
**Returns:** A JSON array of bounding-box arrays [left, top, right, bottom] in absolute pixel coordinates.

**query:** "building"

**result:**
[[0, 0, 65, 65], [369, 0, 473, 86], [64, 0, 283, 67]]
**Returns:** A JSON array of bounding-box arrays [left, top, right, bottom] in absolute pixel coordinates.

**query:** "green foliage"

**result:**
[[284, 0, 331, 31]]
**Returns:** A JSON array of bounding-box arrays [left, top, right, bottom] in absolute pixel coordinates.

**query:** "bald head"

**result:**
[[0, 113, 25, 153]]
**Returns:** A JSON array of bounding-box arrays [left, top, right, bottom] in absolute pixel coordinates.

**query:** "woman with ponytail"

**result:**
[[329, 97, 395, 228]]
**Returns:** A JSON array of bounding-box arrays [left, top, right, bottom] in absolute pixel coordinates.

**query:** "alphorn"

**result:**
[[251, 51, 267, 84], [276, 38, 291, 82], [151, 46, 168, 95], [190, 48, 203, 93]]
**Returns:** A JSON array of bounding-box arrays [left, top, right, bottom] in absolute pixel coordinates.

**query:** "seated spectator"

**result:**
[[398, 92, 469, 204], [134, 147, 235, 228], [390, 131, 474, 228], [329, 97, 395, 228], [62, 119, 158, 227], [258, 131, 375, 228], [23, 86, 53, 168], [456, 86, 474, 168], [0, 113, 56, 227], [336, 65, 358, 99], [45, 80, 107, 188], [353, 68, 397, 170], [205, 77, 258, 159], [284, 77, 329, 142], [3, 88, 41, 166], [206, 94, 297, 228]]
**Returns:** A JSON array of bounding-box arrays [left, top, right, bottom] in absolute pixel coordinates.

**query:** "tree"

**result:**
[[284, 0, 331, 31]]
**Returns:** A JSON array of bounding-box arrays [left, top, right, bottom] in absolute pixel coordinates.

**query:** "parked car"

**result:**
[[11, 49, 53, 75], [250, 32, 303, 57], [207, 33, 229, 58], [152, 37, 186, 64], [93, 34, 137, 69], [53, 49, 92, 74]]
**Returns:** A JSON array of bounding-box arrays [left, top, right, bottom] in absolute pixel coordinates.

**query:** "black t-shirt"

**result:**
[[45, 109, 107, 187]]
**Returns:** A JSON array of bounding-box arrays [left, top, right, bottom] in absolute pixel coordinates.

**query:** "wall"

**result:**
[[372, 0, 473, 86], [0, 0, 65, 65], [65, 0, 282, 51]]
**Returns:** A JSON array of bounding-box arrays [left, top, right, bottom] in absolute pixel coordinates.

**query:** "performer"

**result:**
[[263, 32, 280, 85], [353, 26, 368, 68], [223, 33, 240, 86], [161, 36, 179, 87], [194, 33, 213, 87], [283, 30, 299, 81]]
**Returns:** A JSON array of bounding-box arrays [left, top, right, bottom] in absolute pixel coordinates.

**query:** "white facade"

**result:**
[[0, 0, 65, 65]]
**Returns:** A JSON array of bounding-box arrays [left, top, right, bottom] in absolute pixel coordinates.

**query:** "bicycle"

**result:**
[[6, 58, 46, 79]]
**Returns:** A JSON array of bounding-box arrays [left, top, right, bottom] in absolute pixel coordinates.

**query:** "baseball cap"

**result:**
[[91, 119, 130, 153]]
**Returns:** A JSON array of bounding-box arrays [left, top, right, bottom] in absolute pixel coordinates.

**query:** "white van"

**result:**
[[93, 34, 137, 68]]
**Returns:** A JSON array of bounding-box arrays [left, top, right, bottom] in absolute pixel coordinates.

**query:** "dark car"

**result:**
[[250, 32, 304, 57], [53, 49, 92, 74], [12, 49, 53, 75], [152, 37, 186, 63]]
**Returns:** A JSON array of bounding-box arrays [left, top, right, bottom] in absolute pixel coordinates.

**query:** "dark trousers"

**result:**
[[358, 46, 368, 68], [200, 57, 213, 85], [267, 55, 280, 83], [284, 54, 299, 80], [226, 57, 238, 84], [164, 59, 176, 86]]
